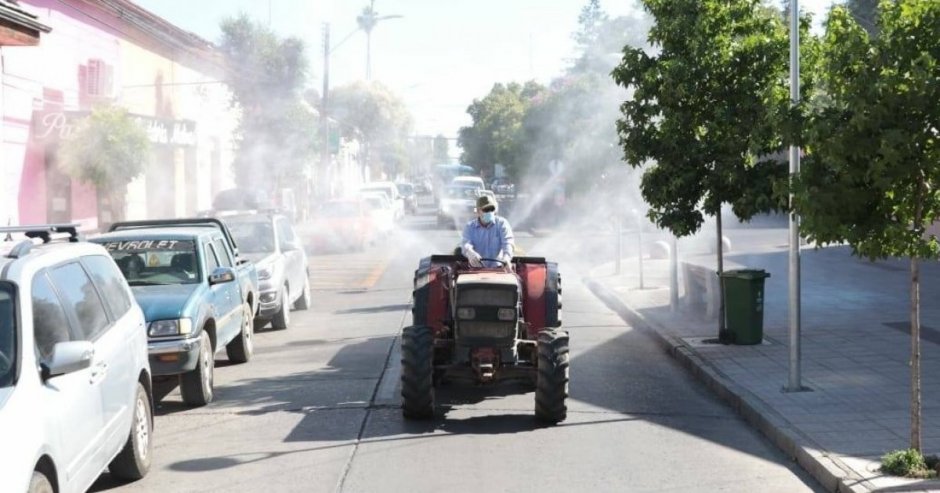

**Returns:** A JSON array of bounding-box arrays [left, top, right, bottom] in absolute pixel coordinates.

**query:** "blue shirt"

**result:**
[[461, 215, 515, 268]]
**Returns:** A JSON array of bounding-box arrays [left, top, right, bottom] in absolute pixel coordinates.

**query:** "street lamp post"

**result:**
[[356, 0, 403, 80], [787, 0, 803, 392]]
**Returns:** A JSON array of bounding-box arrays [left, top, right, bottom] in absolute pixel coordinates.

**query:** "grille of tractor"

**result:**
[[457, 321, 516, 340]]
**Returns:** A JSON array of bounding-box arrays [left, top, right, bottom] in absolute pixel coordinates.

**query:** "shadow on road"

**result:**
[[334, 303, 411, 315]]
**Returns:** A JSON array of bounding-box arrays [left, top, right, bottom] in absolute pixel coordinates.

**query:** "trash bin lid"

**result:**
[[719, 269, 770, 279]]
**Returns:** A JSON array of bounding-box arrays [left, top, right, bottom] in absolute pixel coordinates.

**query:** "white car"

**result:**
[[451, 176, 486, 191], [0, 225, 153, 493], [359, 182, 405, 221], [360, 192, 396, 238]]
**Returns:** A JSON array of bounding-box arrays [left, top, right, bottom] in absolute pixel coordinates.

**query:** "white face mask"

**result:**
[[481, 211, 495, 224]]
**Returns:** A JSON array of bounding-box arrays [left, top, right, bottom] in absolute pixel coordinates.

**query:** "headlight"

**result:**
[[258, 267, 272, 280], [457, 307, 475, 320], [149, 318, 192, 337], [497, 308, 516, 321]]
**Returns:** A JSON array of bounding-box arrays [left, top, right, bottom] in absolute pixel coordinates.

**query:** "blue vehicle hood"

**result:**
[[131, 284, 201, 322]]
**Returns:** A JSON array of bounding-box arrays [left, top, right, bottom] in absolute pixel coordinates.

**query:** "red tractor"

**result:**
[[402, 254, 568, 423]]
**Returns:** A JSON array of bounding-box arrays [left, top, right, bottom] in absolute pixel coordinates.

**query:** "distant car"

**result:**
[[451, 176, 486, 191], [490, 178, 516, 196], [0, 224, 153, 493], [360, 182, 405, 221], [212, 188, 272, 212], [438, 186, 492, 229], [221, 212, 310, 330], [361, 192, 396, 238], [396, 182, 418, 215], [308, 199, 376, 253], [90, 223, 258, 407]]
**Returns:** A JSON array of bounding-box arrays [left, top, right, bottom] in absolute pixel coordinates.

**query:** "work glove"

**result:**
[[464, 248, 483, 268], [498, 252, 513, 271]]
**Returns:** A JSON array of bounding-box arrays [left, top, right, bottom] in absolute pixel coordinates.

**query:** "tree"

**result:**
[[433, 134, 450, 164], [329, 81, 413, 181], [846, 0, 881, 37], [219, 15, 315, 193], [58, 105, 151, 229], [612, 0, 797, 340], [458, 81, 544, 180], [794, 0, 939, 452]]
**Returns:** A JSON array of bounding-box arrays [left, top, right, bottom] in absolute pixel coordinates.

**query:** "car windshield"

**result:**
[[396, 184, 413, 195], [226, 219, 276, 254], [0, 283, 15, 388], [99, 239, 201, 286]]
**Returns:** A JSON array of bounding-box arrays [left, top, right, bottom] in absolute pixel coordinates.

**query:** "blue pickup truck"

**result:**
[[90, 219, 259, 406]]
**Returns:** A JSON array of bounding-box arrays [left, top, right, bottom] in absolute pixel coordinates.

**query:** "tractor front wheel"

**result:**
[[401, 325, 435, 419], [535, 329, 569, 423]]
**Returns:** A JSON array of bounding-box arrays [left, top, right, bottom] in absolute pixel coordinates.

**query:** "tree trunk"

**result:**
[[717, 211, 727, 342], [911, 255, 922, 452]]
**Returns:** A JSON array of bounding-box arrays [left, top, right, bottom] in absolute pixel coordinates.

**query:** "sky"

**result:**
[[134, 0, 839, 140]]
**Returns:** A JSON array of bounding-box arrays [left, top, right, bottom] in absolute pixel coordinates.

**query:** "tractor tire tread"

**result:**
[[401, 325, 435, 419], [535, 329, 569, 423]]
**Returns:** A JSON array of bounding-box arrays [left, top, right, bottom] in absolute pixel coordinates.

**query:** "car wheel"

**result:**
[[108, 382, 153, 480], [294, 277, 311, 311], [180, 331, 214, 406], [28, 471, 54, 493], [226, 302, 254, 363], [271, 286, 290, 330]]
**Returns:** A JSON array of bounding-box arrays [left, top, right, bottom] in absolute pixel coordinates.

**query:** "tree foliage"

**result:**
[[458, 81, 544, 180], [59, 104, 151, 226], [219, 14, 314, 191], [794, 0, 938, 451], [612, 0, 800, 238], [433, 134, 450, 163], [330, 80, 413, 179], [846, 0, 881, 37]]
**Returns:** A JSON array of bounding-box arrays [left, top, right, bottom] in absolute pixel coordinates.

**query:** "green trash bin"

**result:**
[[720, 269, 770, 345]]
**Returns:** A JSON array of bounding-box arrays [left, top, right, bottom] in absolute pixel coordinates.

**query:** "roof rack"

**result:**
[[0, 224, 82, 259]]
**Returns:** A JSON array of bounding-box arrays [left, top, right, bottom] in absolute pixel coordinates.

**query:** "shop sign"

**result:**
[[33, 110, 197, 147]]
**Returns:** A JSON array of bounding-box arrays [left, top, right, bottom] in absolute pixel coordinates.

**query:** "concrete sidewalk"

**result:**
[[585, 228, 940, 492]]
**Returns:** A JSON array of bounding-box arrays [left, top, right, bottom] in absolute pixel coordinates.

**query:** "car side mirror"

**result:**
[[41, 341, 94, 380], [209, 266, 237, 285]]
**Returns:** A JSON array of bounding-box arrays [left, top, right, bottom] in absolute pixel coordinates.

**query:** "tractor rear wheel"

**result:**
[[401, 325, 435, 419], [535, 329, 569, 423]]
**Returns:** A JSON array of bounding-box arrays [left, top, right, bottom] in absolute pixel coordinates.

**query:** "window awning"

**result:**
[[0, 0, 51, 46]]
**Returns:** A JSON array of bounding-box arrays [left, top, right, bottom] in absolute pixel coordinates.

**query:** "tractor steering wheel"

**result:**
[[480, 258, 508, 266]]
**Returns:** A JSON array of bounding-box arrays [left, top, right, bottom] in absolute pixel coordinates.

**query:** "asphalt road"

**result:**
[[91, 201, 822, 493]]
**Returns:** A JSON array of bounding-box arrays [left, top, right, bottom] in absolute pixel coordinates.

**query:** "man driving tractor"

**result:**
[[460, 195, 514, 268]]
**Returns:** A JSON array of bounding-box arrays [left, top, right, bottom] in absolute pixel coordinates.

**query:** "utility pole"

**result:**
[[320, 23, 331, 200]]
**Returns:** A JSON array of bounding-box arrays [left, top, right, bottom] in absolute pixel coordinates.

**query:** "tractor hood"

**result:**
[[456, 272, 520, 288]]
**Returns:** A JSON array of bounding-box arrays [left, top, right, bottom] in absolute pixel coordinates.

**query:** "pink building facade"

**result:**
[[1, 0, 237, 230]]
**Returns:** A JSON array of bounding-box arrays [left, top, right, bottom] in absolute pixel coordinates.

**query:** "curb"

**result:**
[[584, 277, 874, 493]]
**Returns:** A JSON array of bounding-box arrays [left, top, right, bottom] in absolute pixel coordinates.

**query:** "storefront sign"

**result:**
[[33, 110, 197, 147]]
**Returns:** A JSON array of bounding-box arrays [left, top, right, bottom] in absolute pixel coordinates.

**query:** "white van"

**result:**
[[451, 176, 486, 191], [360, 182, 404, 221]]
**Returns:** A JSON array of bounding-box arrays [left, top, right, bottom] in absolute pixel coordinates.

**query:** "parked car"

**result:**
[[90, 220, 259, 407], [359, 181, 404, 221], [220, 212, 310, 330], [360, 192, 396, 238], [308, 198, 376, 253], [396, 182, 418, 215], [0, 224, 153, 493]]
